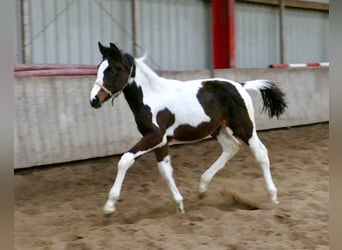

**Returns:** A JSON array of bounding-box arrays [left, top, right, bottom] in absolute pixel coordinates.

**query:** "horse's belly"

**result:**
[[166, 118, 218, 142]]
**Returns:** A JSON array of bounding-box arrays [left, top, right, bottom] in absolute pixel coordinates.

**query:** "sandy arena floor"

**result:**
[[14, 123, 329, 250]]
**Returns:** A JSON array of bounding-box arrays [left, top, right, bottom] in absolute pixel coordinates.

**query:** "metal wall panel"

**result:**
[[236, 2, 328, 68], [235, 3, 280, 68], [24, 0, 211, 70], [284, 8, 329, 63], [17, 1, 329, 68], [28, 0, 132, 65], [138, 0, 211, 70]]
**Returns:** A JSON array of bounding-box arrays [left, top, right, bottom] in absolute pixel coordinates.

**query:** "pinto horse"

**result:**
[[89, 42, 287, 215]]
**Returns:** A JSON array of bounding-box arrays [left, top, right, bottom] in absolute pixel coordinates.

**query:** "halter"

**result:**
[[95, 64, 135, 106]]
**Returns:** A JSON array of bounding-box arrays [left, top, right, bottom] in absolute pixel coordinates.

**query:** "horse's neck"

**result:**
[[122, 62, 159, 113], [123, 61, 181, 114], [134, 61, 169, 92], [122, 80, 146, 114]]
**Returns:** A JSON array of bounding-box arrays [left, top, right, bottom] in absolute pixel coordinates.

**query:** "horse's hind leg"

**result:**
[[248, 130, 279, 204], [199, 128, 241, 197], [154, 145, 184, 213]]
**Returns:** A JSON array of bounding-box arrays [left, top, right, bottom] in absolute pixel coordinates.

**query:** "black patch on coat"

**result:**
[[197, 80, 254, 144], [173, 121, 219, 141], [123, 80, 152, 132], [154, 145, 170, 162], [157, 108, 176, 132], [123, 81, 164, 153]]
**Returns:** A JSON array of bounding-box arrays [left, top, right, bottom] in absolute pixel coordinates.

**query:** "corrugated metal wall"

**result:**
[[138, 0, 211, 70], [235, 3, 280, 68], [20, 0, 211, 70], [15, 0, 328, 69], [235, 2, 329, 68], [28, 0, 132, 64], [284, 8, 329, 63]]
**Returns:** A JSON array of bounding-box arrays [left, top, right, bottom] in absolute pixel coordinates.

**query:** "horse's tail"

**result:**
[[242, 80, 287, 119]]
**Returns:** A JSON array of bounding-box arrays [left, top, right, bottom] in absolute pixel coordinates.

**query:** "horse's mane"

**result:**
[[135, 54, 160, 83]]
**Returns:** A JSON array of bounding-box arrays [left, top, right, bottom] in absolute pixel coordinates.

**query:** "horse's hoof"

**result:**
[[272, 199, 280, 204], [177, 209, 185, 214], [177, 207, 185, 214], [103, 208, 115, 216], [103, 201, 116, 215], [103, 212, 113, 218], [176, 201, 185, 214]]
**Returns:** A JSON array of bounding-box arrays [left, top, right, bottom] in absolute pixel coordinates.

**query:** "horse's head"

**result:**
[[90, 42, 135, 109]]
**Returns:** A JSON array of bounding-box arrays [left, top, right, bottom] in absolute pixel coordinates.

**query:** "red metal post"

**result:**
[[212, 0, 236, 68]]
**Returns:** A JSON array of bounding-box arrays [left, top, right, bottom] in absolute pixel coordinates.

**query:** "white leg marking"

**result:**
[[103, 152, 135, 214], [199, 129, 241, 195], [157, 155, 184, 213], [248, 131, 279, 204], [103, 136, 168, 215]]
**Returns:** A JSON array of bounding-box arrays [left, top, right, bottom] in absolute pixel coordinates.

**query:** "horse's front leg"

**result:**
[[103, 152, 135, 215], [103, 132, 166, 215]]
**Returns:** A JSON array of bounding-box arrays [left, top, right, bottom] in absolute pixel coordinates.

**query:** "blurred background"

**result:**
[[14, 0, 329, 70]]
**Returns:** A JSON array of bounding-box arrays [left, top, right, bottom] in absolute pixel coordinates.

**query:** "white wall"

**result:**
[[15, 67, 328, 169]]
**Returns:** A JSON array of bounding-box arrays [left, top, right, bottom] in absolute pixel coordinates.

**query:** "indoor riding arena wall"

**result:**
[[14, 67, 328, 169]]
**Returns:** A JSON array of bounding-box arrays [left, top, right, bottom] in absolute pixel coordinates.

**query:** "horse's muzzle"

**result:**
[[90, 96, 102, 109]]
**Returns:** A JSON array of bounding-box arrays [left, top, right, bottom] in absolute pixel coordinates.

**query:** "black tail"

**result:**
[[243, 80, 287, 119]]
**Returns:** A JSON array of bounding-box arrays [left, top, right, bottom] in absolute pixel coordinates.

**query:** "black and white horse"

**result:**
[[89, 42, 287, 215]]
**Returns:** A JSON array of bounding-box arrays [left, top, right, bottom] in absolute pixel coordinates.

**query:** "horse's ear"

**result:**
[[98, 41, 106, 56], [124, 53, 134, 65], [124, 53, 136, 77], [110, 43, 120, 55], [109, 42, 123, 61]]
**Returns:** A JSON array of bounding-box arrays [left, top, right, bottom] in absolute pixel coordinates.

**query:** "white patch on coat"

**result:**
[[90, 59, 109, 101], [133, 59, 211, 138]]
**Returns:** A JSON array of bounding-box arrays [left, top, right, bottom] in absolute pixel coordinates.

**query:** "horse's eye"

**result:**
[[105, 67, 115, 74]]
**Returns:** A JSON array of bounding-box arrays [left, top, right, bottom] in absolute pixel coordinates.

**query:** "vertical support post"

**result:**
[[21, 0, 31, 64], [279, 0, 285, 64], [16, 0, 24, 63], [212, 0, 235, 69], [20, 0, 27, 63], [207, 0, 214, 78], [227, 0, 235, 68], [131, 0, 138, 57]]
